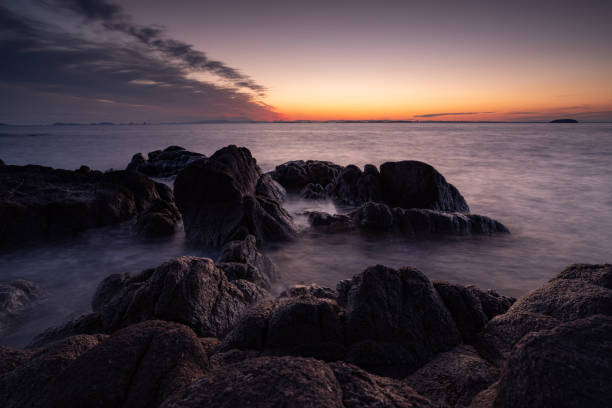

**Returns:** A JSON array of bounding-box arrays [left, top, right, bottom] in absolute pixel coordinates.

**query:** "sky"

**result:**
[[1, 0, 611, 123]]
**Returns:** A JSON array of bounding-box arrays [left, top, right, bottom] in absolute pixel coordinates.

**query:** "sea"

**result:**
[[1, 122, 611, 347]]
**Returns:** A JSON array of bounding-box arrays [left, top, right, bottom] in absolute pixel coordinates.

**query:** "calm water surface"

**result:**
[[1, 123, 611, 346]]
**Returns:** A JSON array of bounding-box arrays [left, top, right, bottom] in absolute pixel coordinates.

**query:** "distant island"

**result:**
[[550, 119, 578, 123]]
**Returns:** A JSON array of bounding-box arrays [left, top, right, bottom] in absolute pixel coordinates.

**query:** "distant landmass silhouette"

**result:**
[[550, 119, 578, 123]]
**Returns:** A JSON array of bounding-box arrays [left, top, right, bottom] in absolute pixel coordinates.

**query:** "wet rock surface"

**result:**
[[0, 165, 177, 246], [127, 145, 205, 177], [0, 280, 42, 336], [174, 145, 297, 247]]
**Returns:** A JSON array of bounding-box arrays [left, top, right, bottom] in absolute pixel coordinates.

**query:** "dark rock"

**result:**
[[161, 356, 344, 408], [39, 321, 209, 408], [300, 182, 328, 199], [551, 263, 612, 289], [494, 315, 612, 408], [27, 313, 105, 348], [433, 281, 514, 342], [0, 280, 42, 335], [76, 165, 90, 173], [0, 165, 176, 246], [135, 198, 181, 237], [0, 334, 107, 408], [255, 173, 286, 202], [92, 256, 266, 337], [305, 211, 352, 229], [174, 145, 297, 247], [329, 361, 436, 408], [405, 345, 499, 408], [0, 347, 34, 376], [379, 160, 469, 212], [332, 164, 383, 206], [340, 265, 461, 373], [127, 145, 205, 177], [216, 234, 280, 289], [279, 283, 338, 300], [218, 295, 345, 361], [0, 159, 5, 166], [351, 201, 395, 230], [271, 160, 343, 191]]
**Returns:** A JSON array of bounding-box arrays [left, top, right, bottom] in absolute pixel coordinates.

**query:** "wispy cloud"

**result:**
[[413, 112, 494, 118], [0, 0, 278, 123]]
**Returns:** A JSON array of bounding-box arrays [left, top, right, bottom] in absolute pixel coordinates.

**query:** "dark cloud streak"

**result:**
[[413, 112, 494, 118]]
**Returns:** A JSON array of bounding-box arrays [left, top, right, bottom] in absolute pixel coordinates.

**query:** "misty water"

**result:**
[[1, 122, 611, 347]]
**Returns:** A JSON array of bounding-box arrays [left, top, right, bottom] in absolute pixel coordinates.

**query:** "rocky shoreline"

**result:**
[[1, 145, 610, 407]]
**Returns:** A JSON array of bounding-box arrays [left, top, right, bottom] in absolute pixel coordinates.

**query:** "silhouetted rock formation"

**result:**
[[135, 198, 181, 237], [0, 280, 42, 336], [174, 145, 297, 247], [127, 145, 205, 177], [270, 160, 343, 191], [549, 118, 578, 123], [0, 165, 179, 247]]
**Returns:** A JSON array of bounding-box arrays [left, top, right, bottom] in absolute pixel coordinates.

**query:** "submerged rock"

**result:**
[[126, 145, 205, 177], [0, 280, 42, 335], [0, 165, 177, 247], [175, 145, 297, 247]]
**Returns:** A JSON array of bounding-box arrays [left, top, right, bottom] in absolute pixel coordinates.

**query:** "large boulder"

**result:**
[[92, 256, 266, 337], [174, 145, 297, 247], [406, 345, 500, 408], [36, 321, 209, 408], [379, 160, 469, 212], [161, 356, 435, 408], [127, 145, 205, 177], [332, 164, 383, 206], [135, 198, 182, 237], [0, 334, 108, 408], [0, 280, 42, 335], [0, 165, 178, 246], [270, 160, 343, 191], [338, 265, 462, 375], [493, 315, 612, 408], [216, 234, 280, 289]]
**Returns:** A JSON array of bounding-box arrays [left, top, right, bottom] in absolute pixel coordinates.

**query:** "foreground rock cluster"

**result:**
[[1, 261, 610, 407]]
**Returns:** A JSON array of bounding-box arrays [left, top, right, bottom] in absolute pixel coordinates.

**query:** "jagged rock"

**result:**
[[300, 182, 328, 199], [127, 145, 205, 177], [0, 280, 42, 335], [351, 201, 395, 229], [92, 256, 266, 337], [37, 321, 208, 408], [255, 173, 287, 202], [405, 345, 500, 408], [433, 281, 514, 342], [305, 211, 352, 228], [0, 165, 176, 246], [332, 164, 383, 206], [135, 198, 181, 237], [494, 315, 612, 408], [279, 283, 338, 300], [0, 334, 107, 408], [339, 265, 461, 375], [161, 356, 435, 408], [218, 295, 345, 361], [174, 145, 297, 247], [0, 347, 34, 376], [270, 160, 344, 191], [216, 235, 280, 289], [27, 313, 105, 348], [379, 160, 469, 212]]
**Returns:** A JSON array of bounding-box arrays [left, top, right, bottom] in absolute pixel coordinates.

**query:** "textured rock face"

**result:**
[[300, 182, 328, 199], [216, 235, 280, 289], [332, 164, 383, 206], [271, 160, 343, 191], [494, 315, 612, 408], [161, 356, 435, 408], [174, 145, 297, 247], [127, 145, 205, 177], [379, 160, 469, 212], [0, 280, 41, 335], [38, 321, 209, 408], [0, 334, 108, 408], [135, 198, 181, 237], [340, 265, 461, 373], [406, 345, 500, 408], [0, 165, 177, 246], [255, 173, 287, 202], [92, 256, 266, 337]]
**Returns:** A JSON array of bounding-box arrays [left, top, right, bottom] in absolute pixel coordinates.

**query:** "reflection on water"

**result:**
[[1, 122, 611, 346]]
